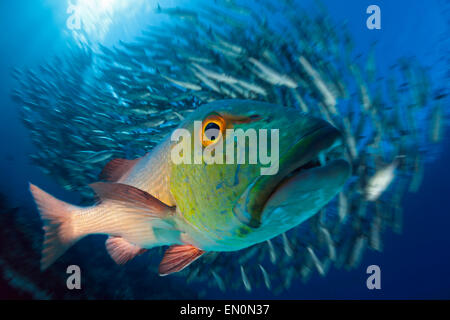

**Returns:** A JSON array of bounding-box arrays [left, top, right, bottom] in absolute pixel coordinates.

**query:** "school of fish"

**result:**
[[11, 0, 448, 294]]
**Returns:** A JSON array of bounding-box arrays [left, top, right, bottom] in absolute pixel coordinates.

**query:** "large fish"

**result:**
[[29, 100, 350, 275]]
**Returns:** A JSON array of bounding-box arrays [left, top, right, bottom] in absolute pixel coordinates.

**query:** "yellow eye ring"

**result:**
[[202, 114, 226, 147]]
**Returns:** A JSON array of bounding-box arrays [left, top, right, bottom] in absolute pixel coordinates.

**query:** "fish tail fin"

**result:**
[[29, 183, 82, 271]]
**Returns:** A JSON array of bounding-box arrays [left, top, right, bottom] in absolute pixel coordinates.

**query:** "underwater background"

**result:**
[[0, 0, 449, 299]]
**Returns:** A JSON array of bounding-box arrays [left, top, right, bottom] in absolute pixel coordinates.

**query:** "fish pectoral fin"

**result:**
[[158, 245, 205, 276], [99, 157, 142, 182], [105, 236, 147, 265], [89, 182, 174, 218]]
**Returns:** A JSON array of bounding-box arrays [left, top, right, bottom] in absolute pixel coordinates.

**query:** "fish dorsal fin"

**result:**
[[89, 182, 174, 218], [159, 245, 205, 276], [99, 157, 141, 182], [105, 236, 147, 265]]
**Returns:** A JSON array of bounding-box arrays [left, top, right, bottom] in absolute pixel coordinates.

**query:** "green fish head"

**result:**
[[169, 100, 350, 250]]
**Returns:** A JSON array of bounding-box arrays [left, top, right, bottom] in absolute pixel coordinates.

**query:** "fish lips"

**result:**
[[262, 159, 351, 227], [233, 123, 350, 228]]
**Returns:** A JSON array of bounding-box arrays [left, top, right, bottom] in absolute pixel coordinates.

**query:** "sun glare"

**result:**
[[66, 0, 151, 42]]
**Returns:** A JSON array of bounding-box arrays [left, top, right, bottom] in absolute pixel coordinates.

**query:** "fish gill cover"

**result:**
[[8, 0, 449, 296]]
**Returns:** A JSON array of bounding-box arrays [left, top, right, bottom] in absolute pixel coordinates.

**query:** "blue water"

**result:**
[[0, 0, 448, 299]]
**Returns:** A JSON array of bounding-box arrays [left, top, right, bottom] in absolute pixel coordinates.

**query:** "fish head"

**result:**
[[168, 99, 351, 250]]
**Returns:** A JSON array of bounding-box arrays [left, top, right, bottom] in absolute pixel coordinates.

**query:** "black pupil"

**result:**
[[204, 122, 220, 141]]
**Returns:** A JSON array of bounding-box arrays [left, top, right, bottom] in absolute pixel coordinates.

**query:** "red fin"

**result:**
[[29, 183, 81, 271], [89, 182, 174, 218], [159, 245, 205, 276], [99, 158, 140, 182], [105, 236, 147, 265]]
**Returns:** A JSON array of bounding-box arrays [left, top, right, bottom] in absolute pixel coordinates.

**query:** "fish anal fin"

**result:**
[[159, 245, 205, 276], [99, 158, 140, 182], [105, 236, 147, 265], [89, 182, 174, 218]]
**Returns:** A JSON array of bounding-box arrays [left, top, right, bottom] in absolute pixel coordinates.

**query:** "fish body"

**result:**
[[248, 57, 297, 88], [365, 159, 397, 201], [430, 103, 443, 143], [30, 100, 350, 275]]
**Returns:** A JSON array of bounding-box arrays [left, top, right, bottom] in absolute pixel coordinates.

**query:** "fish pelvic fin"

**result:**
[[105, 236, 148, 265], [99, 157, 141, 182], [29, 183, 82, 271], [159, 245, 205, 276], [89, 182, 175, 219]]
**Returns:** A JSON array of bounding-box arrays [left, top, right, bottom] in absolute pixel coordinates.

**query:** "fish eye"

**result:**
[[202, 114, 225, 146], [204, 122, 221, 141]]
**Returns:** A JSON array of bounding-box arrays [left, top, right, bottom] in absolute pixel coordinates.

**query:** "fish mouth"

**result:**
[[267, 126, 346, 199], [233, 122, 350, 228]]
